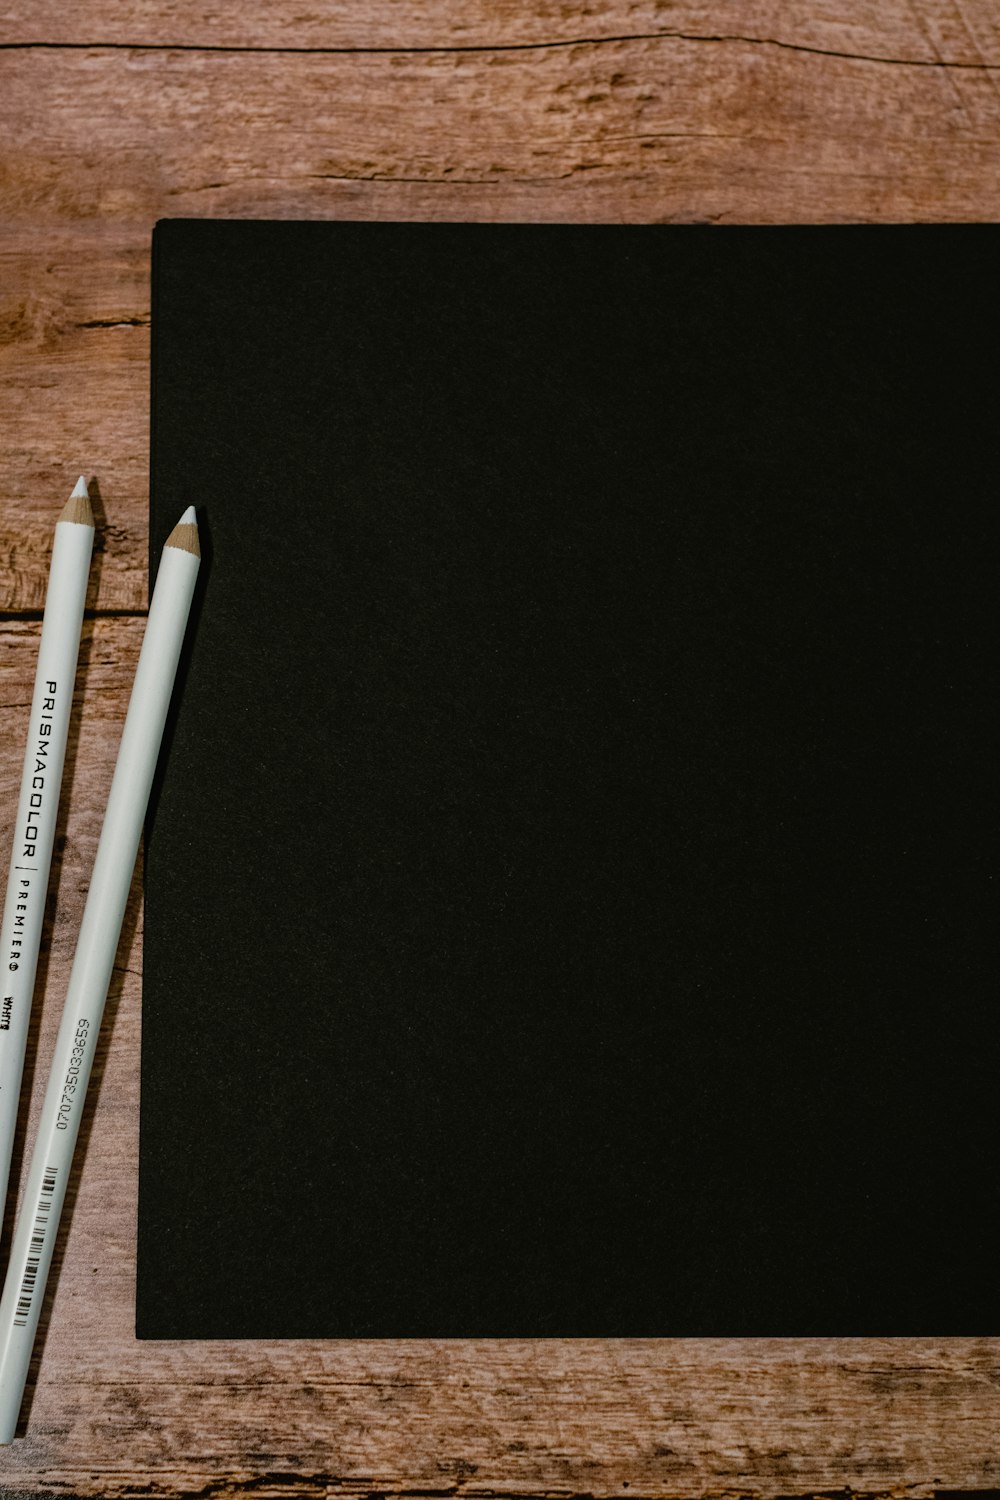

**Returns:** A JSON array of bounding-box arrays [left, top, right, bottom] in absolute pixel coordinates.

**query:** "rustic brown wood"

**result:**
[[0, 0, 999, 60], [1, 3, 999, 1491]]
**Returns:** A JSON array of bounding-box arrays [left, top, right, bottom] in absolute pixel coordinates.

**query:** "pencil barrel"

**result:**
[[0, 520, 93, 1230]]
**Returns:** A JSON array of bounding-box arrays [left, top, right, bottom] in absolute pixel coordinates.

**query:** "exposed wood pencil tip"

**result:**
[[59, 476, 94, 528], [165, 507, 201, 558]]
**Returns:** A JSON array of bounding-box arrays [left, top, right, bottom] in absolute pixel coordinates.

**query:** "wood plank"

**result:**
[[1, 0, 999, 62], [0, 234, 150, 614], [1, 28, 998, 235], [7, 1338, 1000, 1497], [1, 622, 999, 1494], [3, 31, 1000, 612], [2, 35, 990, 234]]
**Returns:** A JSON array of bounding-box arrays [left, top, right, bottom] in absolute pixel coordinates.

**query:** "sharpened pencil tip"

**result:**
[[165, 508, 201, 559], [59, 477, 95, 528]]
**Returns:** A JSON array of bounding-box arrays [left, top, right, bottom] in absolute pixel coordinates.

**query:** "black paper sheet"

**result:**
[[139, 221, 996, 1338]]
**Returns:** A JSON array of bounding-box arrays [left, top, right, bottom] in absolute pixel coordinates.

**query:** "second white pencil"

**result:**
[[0, 507, 201, 1444]]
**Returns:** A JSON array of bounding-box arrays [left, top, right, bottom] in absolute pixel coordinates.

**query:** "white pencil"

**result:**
[[0, 479, 95, 1232], [0, 507, 200, 1443]]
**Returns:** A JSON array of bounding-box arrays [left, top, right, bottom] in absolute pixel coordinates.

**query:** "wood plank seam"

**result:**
[[0, 610, 147, 621], [16, 1488, 988, 1500], [0, 32, 999, 70]]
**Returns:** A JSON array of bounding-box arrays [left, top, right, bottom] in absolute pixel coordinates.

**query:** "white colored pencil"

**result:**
[[0, 479, 95, 1231], [0, 507, 200, 1444]]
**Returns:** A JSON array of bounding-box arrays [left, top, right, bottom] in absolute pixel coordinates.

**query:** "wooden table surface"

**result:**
[[1, 3, 999, 1495]]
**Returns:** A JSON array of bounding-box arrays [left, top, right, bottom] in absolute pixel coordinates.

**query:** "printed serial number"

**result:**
[[55, 1018, 90, 1129]]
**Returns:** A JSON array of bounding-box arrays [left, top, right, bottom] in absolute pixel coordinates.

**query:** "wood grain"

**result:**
[[0, 0, 999, 60], [1, 2, 999, 1491]]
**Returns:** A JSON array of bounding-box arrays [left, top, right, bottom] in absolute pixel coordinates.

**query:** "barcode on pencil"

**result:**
[[13, 1168, 57, 1327]]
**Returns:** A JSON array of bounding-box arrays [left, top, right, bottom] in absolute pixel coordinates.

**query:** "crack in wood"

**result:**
[[0, 31, 999, 71], [76, 317, 150, 329], [7, 1484, 999, 1500], [0, 607, 147, 622], [309, 172, 502, 185]]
